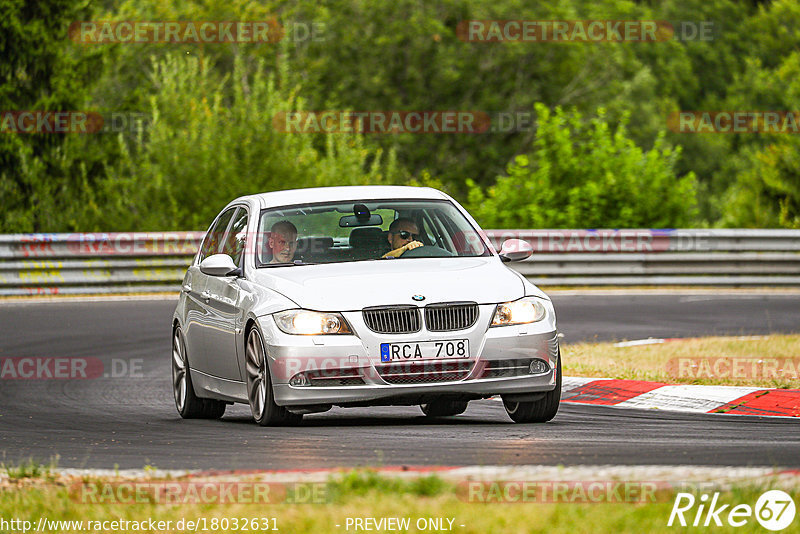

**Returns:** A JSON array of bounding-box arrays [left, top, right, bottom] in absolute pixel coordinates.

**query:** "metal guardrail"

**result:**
[[0, 233, 203, 296], [1, 229, 799, 295]]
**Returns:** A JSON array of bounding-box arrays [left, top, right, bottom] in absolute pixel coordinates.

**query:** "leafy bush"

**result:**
[[70, 53, 401, 231], [6, 0, 800, 232], [720, 140, 800, 229], [465, 104, 696, 228]]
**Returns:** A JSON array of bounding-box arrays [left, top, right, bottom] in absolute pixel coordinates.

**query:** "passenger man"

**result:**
[[268, 220, 298, 264], [382, 218, 424, 258]]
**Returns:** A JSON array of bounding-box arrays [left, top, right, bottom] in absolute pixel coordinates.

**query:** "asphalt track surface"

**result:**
[[1, 294, 799, 470]]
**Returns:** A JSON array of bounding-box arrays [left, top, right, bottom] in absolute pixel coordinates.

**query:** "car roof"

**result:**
[[235, 186, 449, 209]]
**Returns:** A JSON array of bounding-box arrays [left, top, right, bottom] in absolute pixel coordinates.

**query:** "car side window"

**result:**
[[222, 208, 248, 268], [198, 207, 237, 263]]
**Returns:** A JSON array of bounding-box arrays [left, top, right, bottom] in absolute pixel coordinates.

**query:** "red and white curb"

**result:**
[[560, 377, 800, 417]]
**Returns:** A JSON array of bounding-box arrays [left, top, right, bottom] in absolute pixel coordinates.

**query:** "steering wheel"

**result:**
[[400, 245, 455, 258]]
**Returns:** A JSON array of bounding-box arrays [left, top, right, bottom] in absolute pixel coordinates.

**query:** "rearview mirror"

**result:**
[[498, 239, 533, 262], [339, 214, 383, 227], [199, 254, 241, 276]]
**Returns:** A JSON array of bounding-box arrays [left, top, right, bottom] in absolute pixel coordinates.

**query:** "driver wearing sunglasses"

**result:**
[[382, 217, 424, 258]]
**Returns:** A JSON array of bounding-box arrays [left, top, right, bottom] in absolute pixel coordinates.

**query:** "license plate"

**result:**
[[380, 340, 469, 363]]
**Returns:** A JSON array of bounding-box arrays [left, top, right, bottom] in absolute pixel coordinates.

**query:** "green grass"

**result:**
[[329, 470, 449, 499], [1, 469, 797, 533], [1, 457, 56, 481], [563, 334, 800, 387]]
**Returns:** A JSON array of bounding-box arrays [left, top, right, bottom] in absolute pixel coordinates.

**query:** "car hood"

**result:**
[[251, 257, 532, 311]]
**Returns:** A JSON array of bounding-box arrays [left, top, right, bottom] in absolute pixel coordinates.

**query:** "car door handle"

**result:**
[[201, 290, 211, 302], [182, 284, 191, 293]]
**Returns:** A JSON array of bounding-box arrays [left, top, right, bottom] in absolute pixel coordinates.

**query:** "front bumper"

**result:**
[[261, 303, 559, 407]]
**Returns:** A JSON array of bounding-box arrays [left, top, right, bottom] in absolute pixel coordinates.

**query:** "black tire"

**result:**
[[420, 400, 469, 417], [245, 326, 303, 426], [172, 326, 227, 420], [201, 400, 227, 419], [502, 352, 561, 423]]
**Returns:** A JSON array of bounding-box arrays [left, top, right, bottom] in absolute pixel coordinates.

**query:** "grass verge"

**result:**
[[0, 457, 57, 482], [1, 469, 798, 534], [562, 334, 800, 387]]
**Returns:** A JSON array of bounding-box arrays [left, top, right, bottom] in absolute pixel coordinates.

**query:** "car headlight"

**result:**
[[273, 309, 352, 335], [490, 297, 546, 327]]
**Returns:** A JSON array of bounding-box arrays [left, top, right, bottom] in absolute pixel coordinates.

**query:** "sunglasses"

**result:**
[[394, 230, 420, 240]]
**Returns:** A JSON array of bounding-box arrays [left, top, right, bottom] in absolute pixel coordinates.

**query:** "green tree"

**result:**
[[5, 0, 800, 232], [88, 53, 401, 230], [95, 0, 676, 192], [721, 140, 800, 228], [284, 0, 675, 192], [465, 104, 696, 228], [0, 0, 100, 232]]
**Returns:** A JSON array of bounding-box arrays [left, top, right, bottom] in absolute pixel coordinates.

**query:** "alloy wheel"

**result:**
[[172, 328, 188, 412], [246, 328, 268, 420]]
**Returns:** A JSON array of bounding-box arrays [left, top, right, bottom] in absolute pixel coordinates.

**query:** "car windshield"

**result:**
[[256, 199, 491, 266]]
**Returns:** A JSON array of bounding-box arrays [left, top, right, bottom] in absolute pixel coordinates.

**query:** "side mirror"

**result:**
[[199, 254, 241, 277], [498, 239, 533, 262]]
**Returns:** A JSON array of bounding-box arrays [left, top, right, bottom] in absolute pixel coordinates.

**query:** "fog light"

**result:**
[[529, 359, 549, 374], [289, 372, 310, 387]]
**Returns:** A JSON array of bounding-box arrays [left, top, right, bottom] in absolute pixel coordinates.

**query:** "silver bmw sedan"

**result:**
[[172, 186, 560, 425]]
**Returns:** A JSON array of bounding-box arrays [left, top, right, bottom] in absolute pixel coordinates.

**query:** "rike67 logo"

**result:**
[[668, 490, 796, 531]]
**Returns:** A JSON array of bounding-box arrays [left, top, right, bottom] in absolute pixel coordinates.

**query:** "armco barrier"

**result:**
[[0, 229, 799, 295], [0, 232, 204, 296]]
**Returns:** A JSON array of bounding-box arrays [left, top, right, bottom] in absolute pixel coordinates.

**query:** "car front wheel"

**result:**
[[502, 351, 561, 423], [245, 326, 302, 426]]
